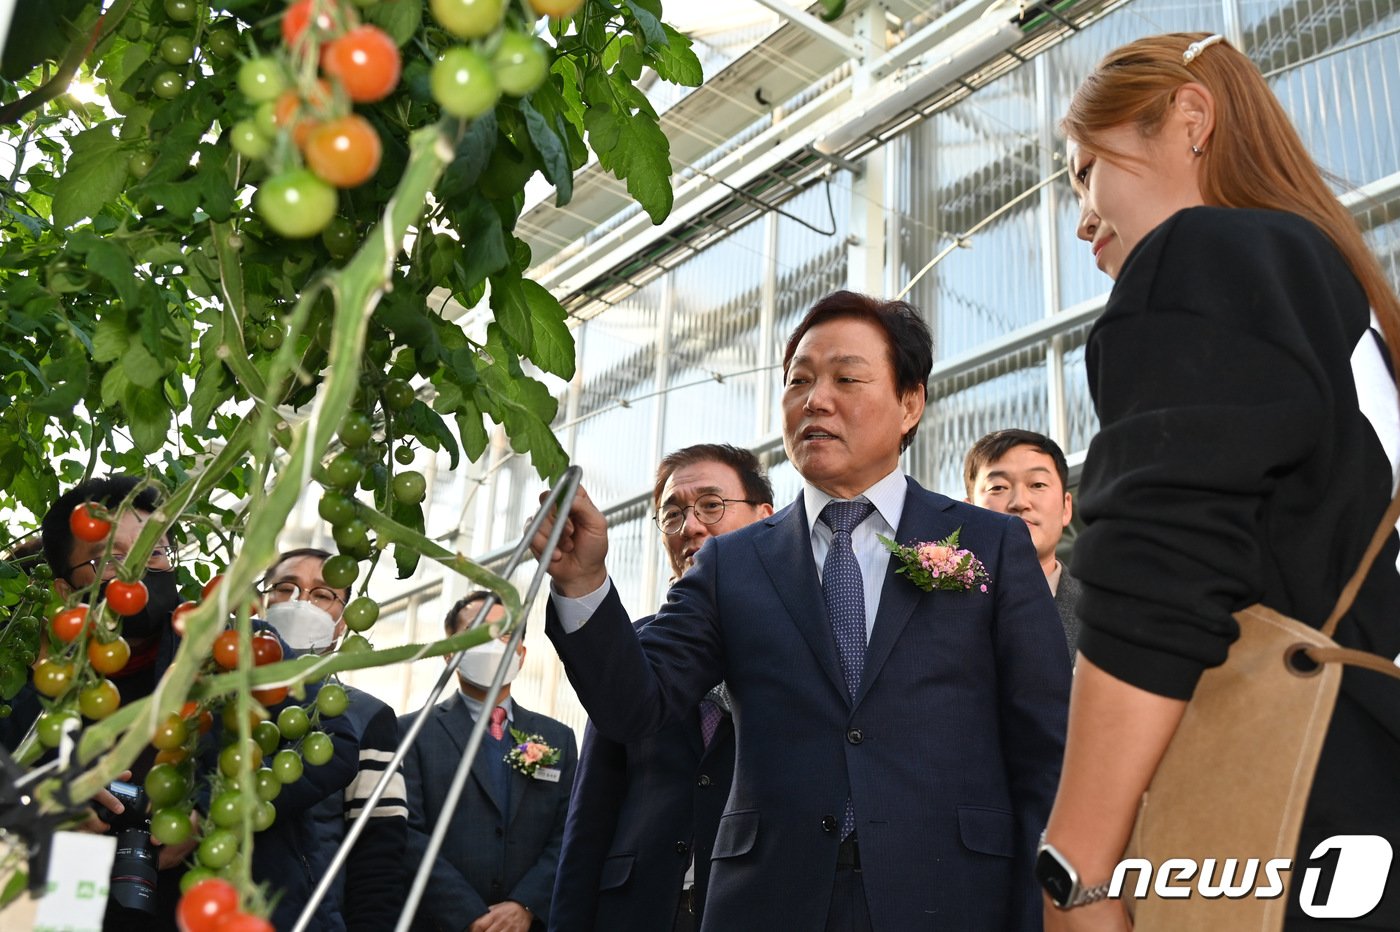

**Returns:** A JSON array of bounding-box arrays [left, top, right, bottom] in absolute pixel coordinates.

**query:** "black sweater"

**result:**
[[1072, 207, 1400, 740]]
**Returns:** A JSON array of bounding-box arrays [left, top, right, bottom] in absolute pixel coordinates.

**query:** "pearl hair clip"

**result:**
[[1183, 34, 1225, 64]]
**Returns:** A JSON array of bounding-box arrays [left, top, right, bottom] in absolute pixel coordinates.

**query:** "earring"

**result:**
[[1191, 145, 1205, 157]]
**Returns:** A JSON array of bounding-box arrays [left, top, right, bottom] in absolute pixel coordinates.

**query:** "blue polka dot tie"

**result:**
[[820, 500, 874, 700], [820, 500, 874, 839]]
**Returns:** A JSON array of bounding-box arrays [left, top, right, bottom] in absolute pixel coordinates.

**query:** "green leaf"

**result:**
[[100, 364, 130, 407], [141, 179, 204, 220], [72, 233, 142, 309], [364, 0, 422, 45], [624, 0, 666, 49], [583, 73, 674, 223], [122, 341, 164, 389], [91, 317, 131, 364], [397, 399, 461, 470], [652, 25, 704, 87], [521, 280, 574, 379], [438, 112, 498, 203], [520, 99, 572, 207], [456, 406, 490, 463], [124, 384, 171, 454], [52, 124, 128, 229], [489, 269, 533, 353], [450, 195, 509, 299]]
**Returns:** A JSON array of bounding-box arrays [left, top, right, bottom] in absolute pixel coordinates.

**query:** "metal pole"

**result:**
[[290, 467, 584, 932]]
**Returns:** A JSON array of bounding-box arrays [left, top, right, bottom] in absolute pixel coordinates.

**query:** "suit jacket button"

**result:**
[[697, 774, 712, 788], [821, 815, 837, 833], [675, 841, 689, 855], [846, 728, 863, 744], [494, 826, 504, 838]]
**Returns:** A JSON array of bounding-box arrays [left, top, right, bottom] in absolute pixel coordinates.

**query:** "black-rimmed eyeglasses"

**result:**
[[654, 494, 762, 536], [262, 582, 346, 611]]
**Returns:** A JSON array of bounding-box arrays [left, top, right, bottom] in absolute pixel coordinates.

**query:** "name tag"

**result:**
[[533, 766, 562, 783]]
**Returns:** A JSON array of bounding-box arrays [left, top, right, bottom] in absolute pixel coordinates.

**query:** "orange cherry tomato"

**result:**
[[303, 115, 382, 188], [89, 636, 132, 675], [322, 25, 400, 103]]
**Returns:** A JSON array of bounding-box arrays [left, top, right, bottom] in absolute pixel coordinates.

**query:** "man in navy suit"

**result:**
[[550, 444, 775, 932], [533, 291, 1071, 931], [401, 594, 577, 932]]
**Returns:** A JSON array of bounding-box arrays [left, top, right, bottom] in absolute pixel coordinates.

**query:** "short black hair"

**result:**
[[41, 476, 163, 582], [651, 444, 774, 511], [265, 547, 347, 601], [444, 590, 497, 636], [782, 290, 933, 451], [963, 429, 1070, 495]]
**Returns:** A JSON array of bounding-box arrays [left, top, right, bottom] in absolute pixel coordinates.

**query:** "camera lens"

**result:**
[[107, 826, 158, 914]]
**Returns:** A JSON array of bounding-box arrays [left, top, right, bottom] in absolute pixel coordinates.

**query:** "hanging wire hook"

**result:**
[[291, 466, 584, 932]]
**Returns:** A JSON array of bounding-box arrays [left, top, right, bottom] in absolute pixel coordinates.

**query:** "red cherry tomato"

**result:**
[[182, 699, 215, 734], [273, 81, 333, 149], [202, 574, 225, 601], [304, 115, 382, 188], [213, 630, 241, 670], [172, 600, 199, 636], [251, 632, 284, 667], [69, 503, 112, 543], [281, 0, 338, 50], [51, 606, 90, 644], [322, 25, 401, 103], [106, 579, 149, 616], [177, 877, 240, 932], [251, 685, 290, 706], [212, 911, 275, 932]]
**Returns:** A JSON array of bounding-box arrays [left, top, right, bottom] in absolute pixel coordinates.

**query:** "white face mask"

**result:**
[[266, 600, 338, 653], [459, 639, 522, 690]]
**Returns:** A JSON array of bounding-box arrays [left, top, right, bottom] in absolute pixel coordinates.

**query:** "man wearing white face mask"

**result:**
[[256, 548, 409, 932], [400, 592, 577, 932]]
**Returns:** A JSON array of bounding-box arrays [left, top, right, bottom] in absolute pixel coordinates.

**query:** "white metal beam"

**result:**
[[746, 0, 868, 60]]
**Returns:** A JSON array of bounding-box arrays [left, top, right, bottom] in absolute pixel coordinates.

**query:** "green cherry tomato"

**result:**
[[197, 830, 240, 869], [129, 151, 156, 179], [152, 713, 189, 751], [152, 71, 185, 100], [391, 471, 427, 505], [151, 808, 193, 845], [210, 790, 250, 829], [340, 633, 372, 654], [338, 411, 373, 447], [317, 491, 355, 526], [145, 762, 191, 807], [252, 720, 282, 757], [272, 748, 304, 784], [37, 710, 80, 749], [219, 738, 264, 778], [160, 36, 194, 65], [316, 683, 349, 718], [431, 47, 500, 119], [253, 799, 277, 832], [230, 120, 271, 160], [324, 452, 364, 490], [320, 554, 359, 590], [79, 679, 121, 720], [256, 170, 337, 239], [332, 517, 369, 552], [207, 29, 237, 59], [276, 704, 311, 740], [164, 0, 196, 21], [382, 378, 415, 412], [341, 597, 380, 632], [259, 325, 285, 351], [303, 732, 335, 767], [254, 99, 279, 138], [430, 0, 504, 38], [492, 32, 549, 97], [322, 217, 358, 259], [179, 866, 219, 894], [237, 58, 288, 104], [394, 445, 416, 466], [254, 767, 283, 802]]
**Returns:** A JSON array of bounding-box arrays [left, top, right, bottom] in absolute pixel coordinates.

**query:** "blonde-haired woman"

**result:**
[[1042, 33, 1400, 930]]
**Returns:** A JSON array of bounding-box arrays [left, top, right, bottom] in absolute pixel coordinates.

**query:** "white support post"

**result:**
[[640, 281, 673, 605], [1035, 55, 1069, 447], [846, 3, 888, 293], [757, 211, 779, 437]]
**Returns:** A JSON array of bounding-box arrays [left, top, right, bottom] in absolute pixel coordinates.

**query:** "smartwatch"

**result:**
[[1035, 833, 1112, 909]]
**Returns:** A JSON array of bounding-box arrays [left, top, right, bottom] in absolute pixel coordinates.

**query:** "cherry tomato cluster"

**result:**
[[427, 0, 553, 120], [0, 562, 51, 720], [238, 1, 403, 239]]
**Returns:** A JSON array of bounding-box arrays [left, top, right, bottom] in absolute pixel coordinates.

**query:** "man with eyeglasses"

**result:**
[[551, 444, 773, 932], [252, 548, 408, 932], [0, 475, 198, 931]]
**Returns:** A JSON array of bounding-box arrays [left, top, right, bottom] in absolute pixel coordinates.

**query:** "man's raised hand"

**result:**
[[529, 481, 609, 597]]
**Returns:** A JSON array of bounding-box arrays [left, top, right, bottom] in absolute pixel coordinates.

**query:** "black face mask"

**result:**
[[96, 570, 184, 641]]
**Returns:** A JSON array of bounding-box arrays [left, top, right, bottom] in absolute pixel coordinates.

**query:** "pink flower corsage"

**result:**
[[505, 728, 561, 776], [878, 529, 990, 593]]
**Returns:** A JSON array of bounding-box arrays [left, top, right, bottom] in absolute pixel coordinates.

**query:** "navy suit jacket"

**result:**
[[550, 618, 737, 932], [400, 694, 577, 931], [546, 478, 1070, 931]]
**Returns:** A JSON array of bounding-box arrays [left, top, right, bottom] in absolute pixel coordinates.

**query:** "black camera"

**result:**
[[92, 780, 158, 915]]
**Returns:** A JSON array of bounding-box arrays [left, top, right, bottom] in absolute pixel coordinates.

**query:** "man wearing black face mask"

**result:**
[[0, 475, 198, 931]]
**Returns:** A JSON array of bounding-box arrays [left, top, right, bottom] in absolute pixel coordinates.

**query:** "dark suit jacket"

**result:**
[[550, 616, 736, 932], [400, 694, 577, 931], [547, 477, 1070, 931], [1053, 569, 1082, 656]]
